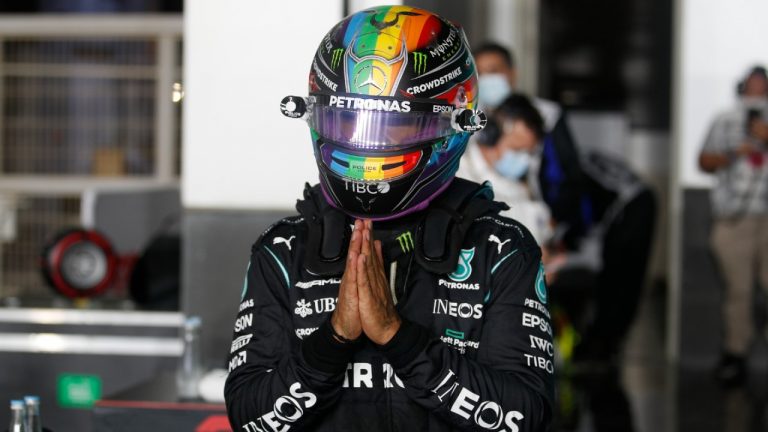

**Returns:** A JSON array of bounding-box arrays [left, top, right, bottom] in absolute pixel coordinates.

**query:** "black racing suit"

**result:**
[[224, 181, 554, 432]]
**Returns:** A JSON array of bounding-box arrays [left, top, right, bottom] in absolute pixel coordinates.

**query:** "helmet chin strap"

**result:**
[[298, 179, 508, 276]]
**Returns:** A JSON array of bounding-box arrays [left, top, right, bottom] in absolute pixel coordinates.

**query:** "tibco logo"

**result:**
[[433, 299, 483, 319], [344, 180, 390, 195], [242, 382, 317, 432]]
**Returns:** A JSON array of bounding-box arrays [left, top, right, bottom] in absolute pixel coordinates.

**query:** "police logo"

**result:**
[[448, 247, 475, 282]]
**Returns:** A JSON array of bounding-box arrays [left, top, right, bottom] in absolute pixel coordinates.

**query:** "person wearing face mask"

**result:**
[[457, 94, 553, 245], [460, 89, 656, 371], [699, 65, 768, 387]]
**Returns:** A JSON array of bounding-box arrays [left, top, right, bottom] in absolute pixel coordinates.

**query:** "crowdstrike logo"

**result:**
[[406, 67, 462, 95], [295, 327, 318, 339]]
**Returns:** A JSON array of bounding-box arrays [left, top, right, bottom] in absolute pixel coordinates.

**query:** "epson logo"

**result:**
[[433, 299, 483, 319], [433, 105, 453, 113], [521, 312, 552, 336], [242, 382, 318, 432], [231, 334, 252, 353], [431, 369, 525, 432], [328, 95, 411, 112], [234, 314, 253, 332], [295, 278, 341, 289]]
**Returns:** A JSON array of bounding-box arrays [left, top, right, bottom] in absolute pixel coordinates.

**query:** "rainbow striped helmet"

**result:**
[[280, 5, 486, 220]]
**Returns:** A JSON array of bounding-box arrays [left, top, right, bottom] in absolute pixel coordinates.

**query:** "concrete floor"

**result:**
[[554, 283, 768, 432]]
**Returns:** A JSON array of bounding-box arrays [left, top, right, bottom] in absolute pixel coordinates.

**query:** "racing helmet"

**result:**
[[280, 5, 486, 220]]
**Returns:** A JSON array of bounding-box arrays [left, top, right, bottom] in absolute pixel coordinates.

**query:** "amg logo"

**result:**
[[328, 95, 411, 112], [295, 278, 341, 289]]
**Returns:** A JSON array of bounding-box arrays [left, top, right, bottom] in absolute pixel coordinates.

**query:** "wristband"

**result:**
[[329, 320, 358, 344]]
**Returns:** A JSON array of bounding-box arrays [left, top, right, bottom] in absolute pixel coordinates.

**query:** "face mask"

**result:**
[[478, 73, 512, 110], [494, 150, 531, 180], [741, 96, 768, 109]]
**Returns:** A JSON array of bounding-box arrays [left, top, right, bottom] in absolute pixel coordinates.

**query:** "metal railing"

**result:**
[[0, 15, 183, 300]]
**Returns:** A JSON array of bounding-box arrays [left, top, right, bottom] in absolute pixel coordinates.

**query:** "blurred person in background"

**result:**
[[457, 93, 553, 245], [699, 65, 768, 387], [472, 42, 657, 369], [224, 6, 554, 431]]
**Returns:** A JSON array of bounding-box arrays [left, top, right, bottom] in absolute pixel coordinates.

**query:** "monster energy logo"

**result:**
[[412, 52, 427, 74], [331, 48, 344, 69], [396, 231, 414, 253]]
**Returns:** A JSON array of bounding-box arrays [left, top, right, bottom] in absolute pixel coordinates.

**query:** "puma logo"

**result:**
[[488, 234, 511, 254], [273, 236, 296, 251]]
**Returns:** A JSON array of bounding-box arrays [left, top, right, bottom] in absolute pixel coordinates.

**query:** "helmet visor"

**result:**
[[309, 94, 456, 150]]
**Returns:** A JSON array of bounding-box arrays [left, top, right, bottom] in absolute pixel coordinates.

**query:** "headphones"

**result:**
[[737, 65, 768, 95]]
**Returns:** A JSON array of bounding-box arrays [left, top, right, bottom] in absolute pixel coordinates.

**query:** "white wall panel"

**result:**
[[183, 1, 343, 209], [677, 0, 768, 187]]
